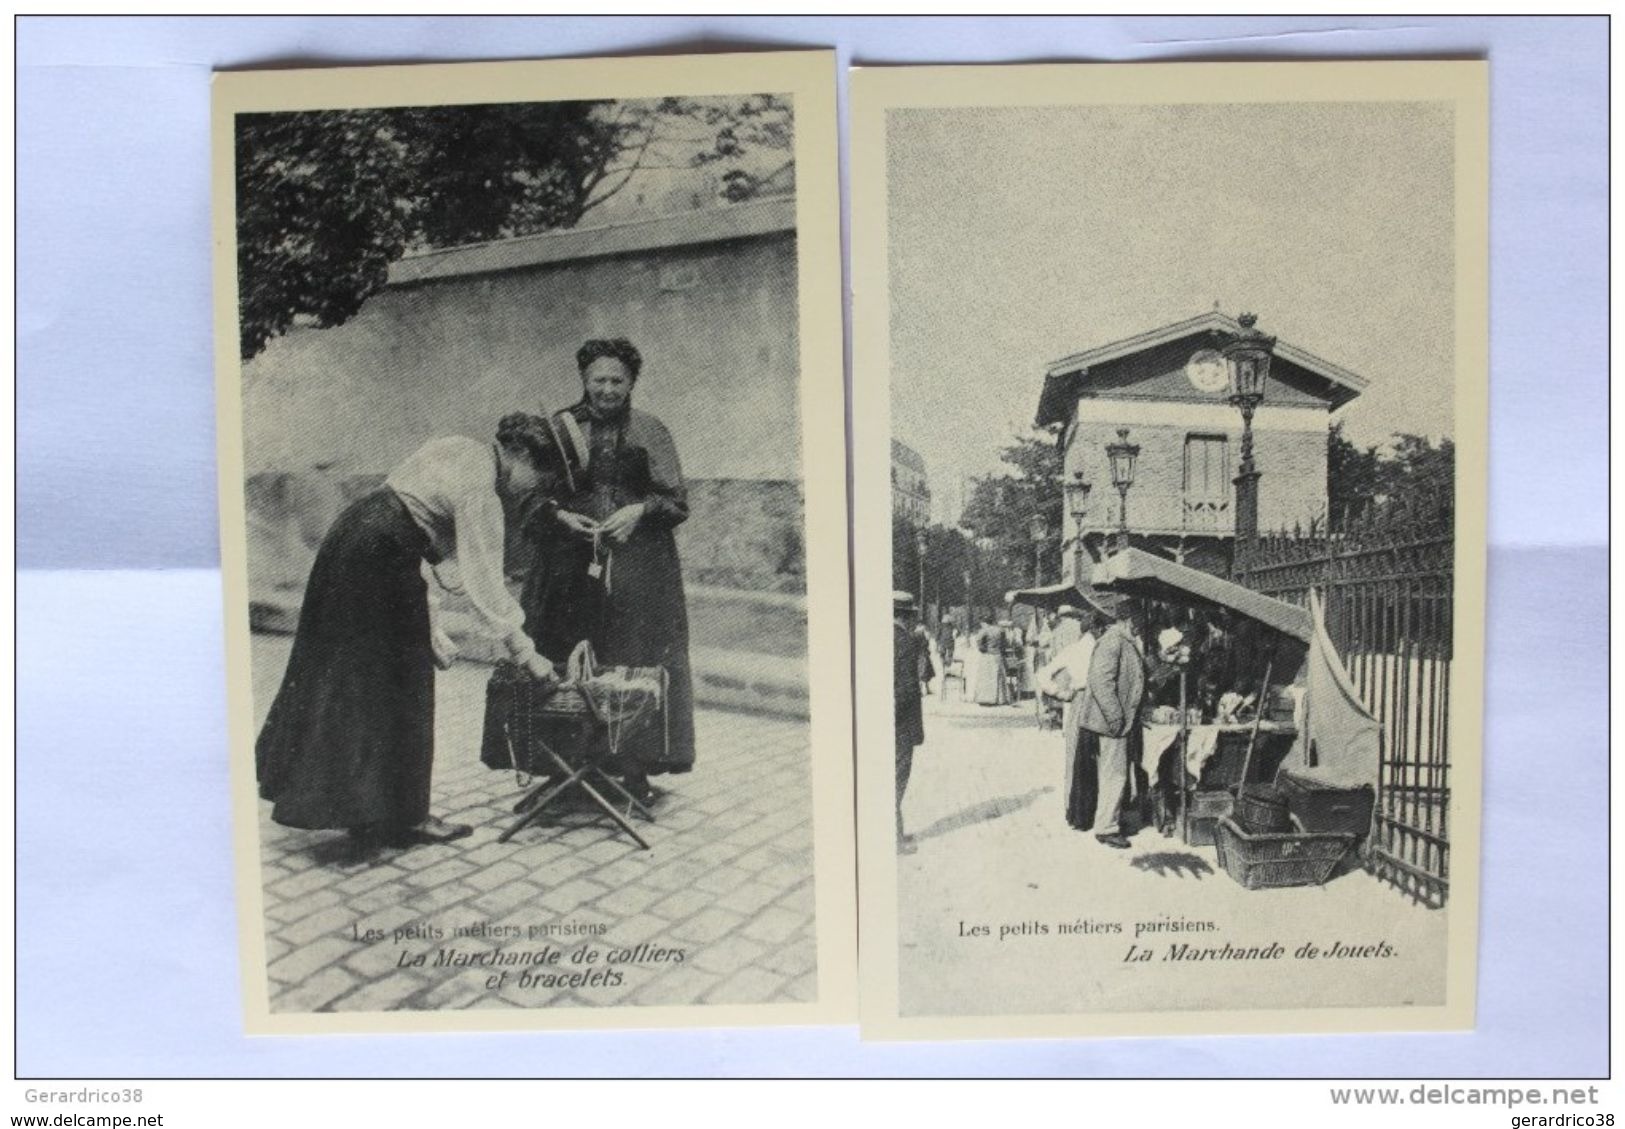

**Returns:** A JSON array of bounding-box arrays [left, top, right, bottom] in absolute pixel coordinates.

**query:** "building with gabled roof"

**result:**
[[1039, 311, 1366, 578]]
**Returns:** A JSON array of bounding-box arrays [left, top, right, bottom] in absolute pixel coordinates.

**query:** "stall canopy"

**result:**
[[1089, 548, 1313, 643], [1005, 580, 1124, 618]]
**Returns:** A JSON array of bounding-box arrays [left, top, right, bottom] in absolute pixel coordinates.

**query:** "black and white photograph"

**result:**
[[853, 61, 1487, 1037], [213, 54, 853, 1031]]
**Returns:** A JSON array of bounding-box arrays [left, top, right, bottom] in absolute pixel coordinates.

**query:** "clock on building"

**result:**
[[1184, 348, 1229, 394]]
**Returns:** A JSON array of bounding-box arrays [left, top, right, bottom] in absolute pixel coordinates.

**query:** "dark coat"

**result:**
[[511, 402, 695, 773], [895, 621, 932, 749]]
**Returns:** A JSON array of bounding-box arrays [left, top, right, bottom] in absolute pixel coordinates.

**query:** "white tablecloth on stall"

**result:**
[[1141, 724, 1222, 781]]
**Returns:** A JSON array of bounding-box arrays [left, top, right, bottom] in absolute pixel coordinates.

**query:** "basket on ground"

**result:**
[[1212, 816, 1357, 890]]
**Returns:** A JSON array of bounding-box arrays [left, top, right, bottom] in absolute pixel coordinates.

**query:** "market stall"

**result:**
[[1091, 548, 1380, 888], [1004, 581, 1125, 728]]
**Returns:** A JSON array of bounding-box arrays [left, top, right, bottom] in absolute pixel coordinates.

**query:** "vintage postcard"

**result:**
[[851, 62, 1487, 1038], [212, 52, 853, 1033]]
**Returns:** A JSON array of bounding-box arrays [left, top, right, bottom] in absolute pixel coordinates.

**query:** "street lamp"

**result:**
[[1223, 312, 1277, 553], [1106, 427, 1140, 554], [1027, 513, 1048, 585], [914, 526, 928, 614], [1063, 471, 1092, 581]]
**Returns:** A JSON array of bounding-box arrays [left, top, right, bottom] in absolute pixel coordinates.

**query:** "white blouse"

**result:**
[[385, 436, 537, 666]]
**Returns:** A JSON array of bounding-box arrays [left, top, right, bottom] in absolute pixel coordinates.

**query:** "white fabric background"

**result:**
[[16, 15, 1607, 1076]]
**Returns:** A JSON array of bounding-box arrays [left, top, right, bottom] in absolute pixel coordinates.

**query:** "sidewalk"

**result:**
[[252, 635, 817, 1013], [898, 691, 1447, 1019]]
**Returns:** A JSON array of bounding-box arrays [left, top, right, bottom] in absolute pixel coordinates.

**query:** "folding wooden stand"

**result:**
[[495, 662, 667, 851], [497, 728, 655, 849]]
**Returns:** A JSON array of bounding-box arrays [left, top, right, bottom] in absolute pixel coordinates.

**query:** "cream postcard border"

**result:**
[[211, 51, 855, 1035], [849, 61, 1488, 1041]]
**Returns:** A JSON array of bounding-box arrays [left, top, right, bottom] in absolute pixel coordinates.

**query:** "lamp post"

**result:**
[[1027, 513, 1048, 585], [1106, 427, 1140, 555], [962, 567, 973, 627], [914, 526, 928, 614], [1223, 312, 1277, 561], [1063, 471, 1092, 583]]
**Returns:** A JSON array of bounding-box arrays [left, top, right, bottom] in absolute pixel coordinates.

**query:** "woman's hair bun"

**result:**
[[495, 413, 555, 465]]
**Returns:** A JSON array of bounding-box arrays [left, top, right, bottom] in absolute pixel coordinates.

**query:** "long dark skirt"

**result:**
[[256, 490, 434, 831], [511, 524, 696, 775], [1063, 723, 1101, 830]]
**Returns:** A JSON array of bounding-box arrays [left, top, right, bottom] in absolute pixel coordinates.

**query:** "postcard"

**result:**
[[213, 52, 853, 1033], [850, 61, 1487, 1038]]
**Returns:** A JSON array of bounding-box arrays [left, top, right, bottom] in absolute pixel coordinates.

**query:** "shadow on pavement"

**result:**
[[305, 833, 397, 869], [1129, 851, 1215, 880], [927, 712, 1039, 731], [913, 787, 1052, 843]]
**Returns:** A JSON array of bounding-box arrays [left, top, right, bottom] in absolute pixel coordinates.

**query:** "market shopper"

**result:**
[[972, 614, 1011, 706], [256, 415, 565, 847], [1080, 599, 1149, 849], [1038, 605, 1107, 830]]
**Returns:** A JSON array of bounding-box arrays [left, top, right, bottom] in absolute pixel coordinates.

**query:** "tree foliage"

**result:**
[[234, 96, 794, 360], [957, 430, 1066, 586], [1327, 422, 1455, 530], [892, 514, 1007, 625]]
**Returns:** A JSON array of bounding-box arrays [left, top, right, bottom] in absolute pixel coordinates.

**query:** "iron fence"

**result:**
[[1238, 481, 1454, 907]]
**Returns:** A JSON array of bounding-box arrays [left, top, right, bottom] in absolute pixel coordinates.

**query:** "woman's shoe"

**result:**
[[621, 774, 659, 809], [392, 815, 474, 846]]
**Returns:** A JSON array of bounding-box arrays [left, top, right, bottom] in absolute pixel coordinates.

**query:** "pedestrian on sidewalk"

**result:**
[[894, 591, 935, 852], [1080, 598, 1149, 850], [971, 614, 1010, 706]]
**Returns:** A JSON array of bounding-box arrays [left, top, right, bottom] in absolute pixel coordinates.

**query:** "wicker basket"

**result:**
[[483, 661, 663, 777], [1212, 816, 1357, 890], [1233, 785, 1292, 834], [1184, 790, 1234, 847]]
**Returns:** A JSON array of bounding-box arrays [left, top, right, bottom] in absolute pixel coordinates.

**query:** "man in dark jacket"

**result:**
[[1080, 598, 1148, 849], [894, 591, 934, 852]]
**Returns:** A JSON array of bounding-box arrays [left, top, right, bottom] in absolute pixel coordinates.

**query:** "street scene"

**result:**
[[897, 685, 1444, 1018], [254, 635, 817, 1013], [878, 84, 1471, 1024], [227, 81, 836, 1022]]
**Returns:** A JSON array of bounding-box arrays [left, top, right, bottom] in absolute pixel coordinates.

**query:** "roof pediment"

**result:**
[[1037, 311, 1367, 427]]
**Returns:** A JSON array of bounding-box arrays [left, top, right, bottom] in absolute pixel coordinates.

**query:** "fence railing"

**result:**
[[1237, 482, 1454, 908]]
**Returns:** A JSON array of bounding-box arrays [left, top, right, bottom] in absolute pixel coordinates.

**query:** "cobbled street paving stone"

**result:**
[[251, 635, 818, 1014]]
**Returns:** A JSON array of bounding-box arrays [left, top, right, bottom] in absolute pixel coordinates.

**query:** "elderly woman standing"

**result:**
[[516, 338, 696, 801], [256, 415, 562, 847]]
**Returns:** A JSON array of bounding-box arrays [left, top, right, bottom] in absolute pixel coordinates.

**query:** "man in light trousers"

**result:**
[[1079, 599, 1148, 849]]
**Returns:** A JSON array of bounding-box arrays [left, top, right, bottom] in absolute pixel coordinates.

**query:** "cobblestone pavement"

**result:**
[[252, 635, 817, 1014], [898, 690, 1446, 1018]]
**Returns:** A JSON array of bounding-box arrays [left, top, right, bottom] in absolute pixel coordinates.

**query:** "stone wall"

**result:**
[[241, 229, 801, 484], [244, 470, 808, 716], [237, 208, 809, 715]]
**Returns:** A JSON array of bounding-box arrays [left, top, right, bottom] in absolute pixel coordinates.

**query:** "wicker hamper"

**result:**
[[1185, 790, 1235, 847], [482, 659, 663, 778], [1213, 816, 1357, 890]]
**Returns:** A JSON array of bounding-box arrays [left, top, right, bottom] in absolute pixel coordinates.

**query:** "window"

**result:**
[[1183, 434, 1230, 500]]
